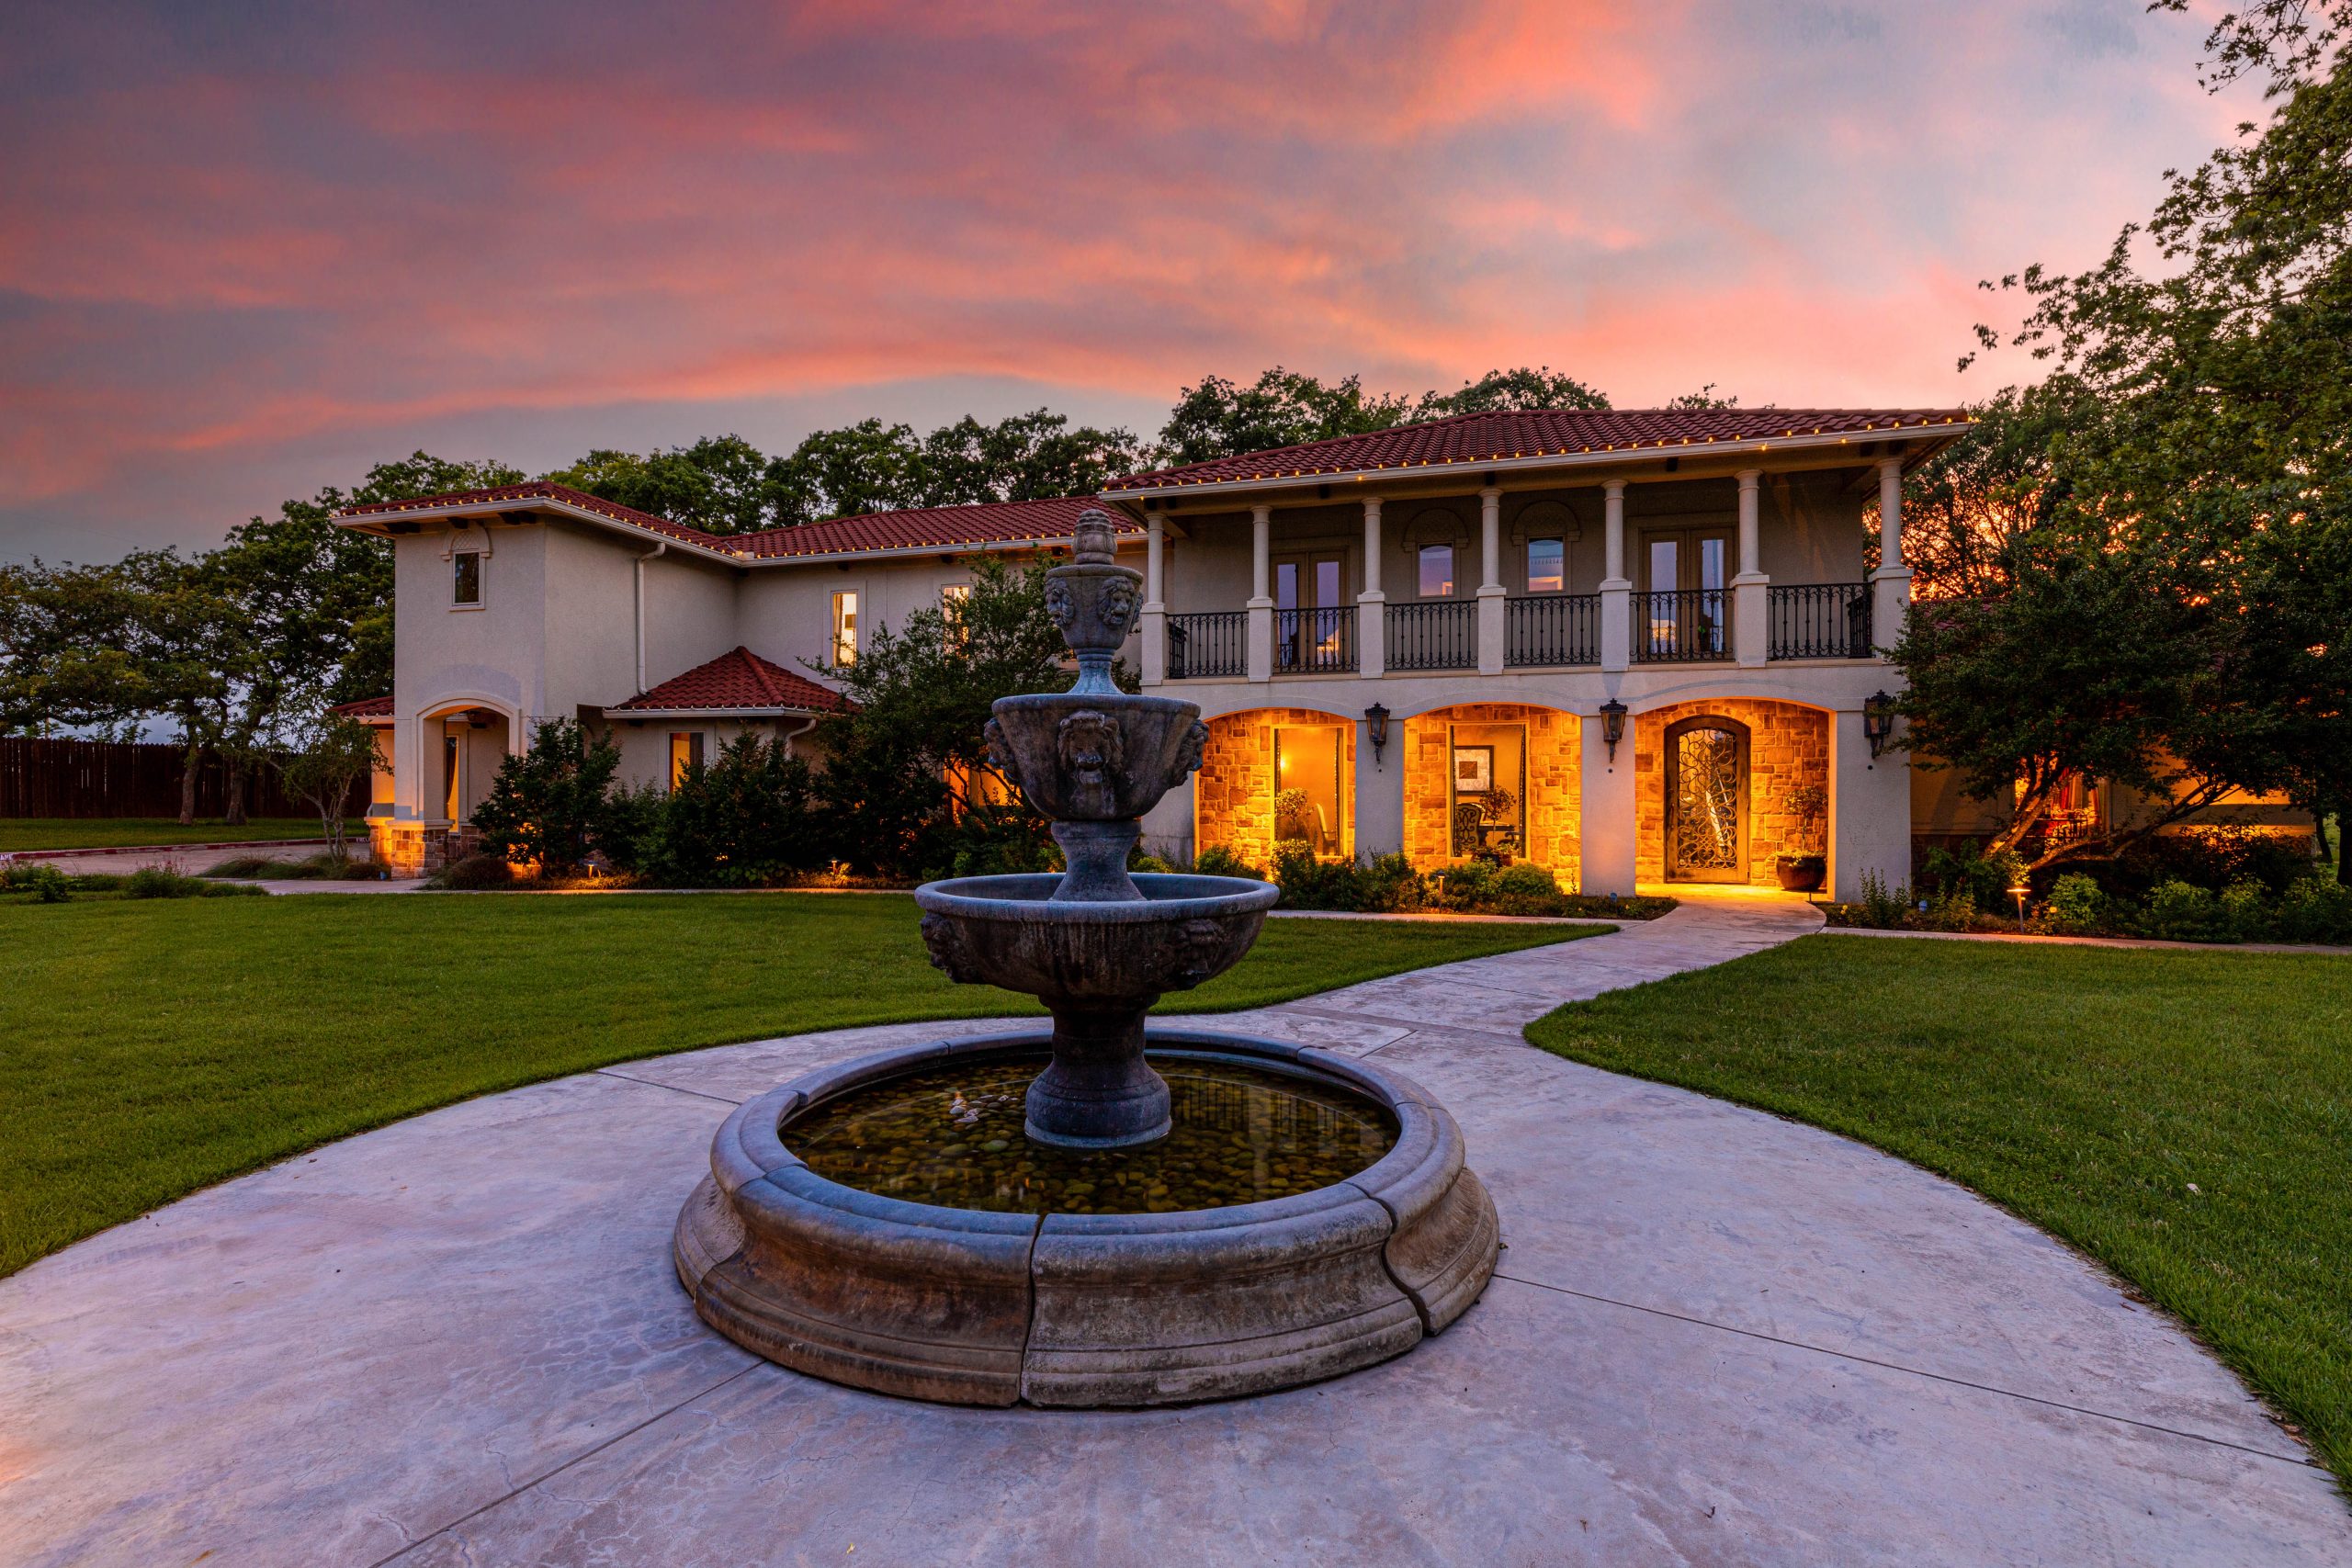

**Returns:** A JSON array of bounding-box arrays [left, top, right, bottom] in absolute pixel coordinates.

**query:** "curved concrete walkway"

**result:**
[[2, 896, 2344, 1566]]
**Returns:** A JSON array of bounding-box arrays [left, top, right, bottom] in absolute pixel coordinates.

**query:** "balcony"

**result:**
[[1166, 611, 1247, 679], [1633, 589, 1731, 663], [1387, 599, 1476, 671], [1275, 606, 1355, 674], [1505, 593, 1599, 668], [1768, 582, 1871, 660]]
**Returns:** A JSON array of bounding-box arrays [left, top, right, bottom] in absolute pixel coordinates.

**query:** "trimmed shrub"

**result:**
[[2276, 876, 2352, 945], [1491, 862, 1560, 916], [2220, 879, 2274, 942], [432, 852, 514, 891], [1439, 859, 1497, 908], [2043, 873, 2107, 935], [643, 735, 829, 886], [2142, 879, 2227, 942], [1192, 845, 1261, 880], [1357, 853, 1428, 913], [4, 863, 72, 902]]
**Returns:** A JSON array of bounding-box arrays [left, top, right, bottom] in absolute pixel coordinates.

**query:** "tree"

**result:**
[[920, 410, 1148, 504], [277, 716, 379, 860], [1157, 367, 1414, 465], [1664, 384, 1740, 410], [642, 733, 826, 885], [470, 718, 628, 875], [1951, 0, 2352, 876], [1417, 367, 1611, 416], [541, 435, 767, 535], [812, 555, 1079, 876]]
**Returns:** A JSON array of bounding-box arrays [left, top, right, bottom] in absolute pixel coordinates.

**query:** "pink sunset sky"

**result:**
[[0, 1, 2261, 561]]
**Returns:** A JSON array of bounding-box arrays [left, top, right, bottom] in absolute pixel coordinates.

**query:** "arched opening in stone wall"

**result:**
[[1634, 697, 1828, 888], [1401, 704, 1580, 885], [1194, 707, 1356, 868]]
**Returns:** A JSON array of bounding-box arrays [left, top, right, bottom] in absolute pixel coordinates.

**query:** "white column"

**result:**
[[1139, 511, 1167, 687], [1733, 468, 1768, 668], [1476, 484, 1506, 675], [1357, 495, 1385, 679], [1578, 706, 1636, 895], [1247, 503, 1273, 683], [1871, 456, 1912, 653], [1828, 705, 1911, 902], [1599, 479, 1631, 673]]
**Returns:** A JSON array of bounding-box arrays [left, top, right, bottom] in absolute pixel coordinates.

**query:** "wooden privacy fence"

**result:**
[[0, 738, 332, 819]]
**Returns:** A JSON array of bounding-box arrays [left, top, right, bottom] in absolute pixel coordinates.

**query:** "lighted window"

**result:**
[[442, 731, 462, 820], [1526, 538, 1564, 593], [669, 731, 705, 791], [1418, 544, 1454, 597], [942, 582, 970, 645], [831, 591, 858, 666], [1272, 725, 1347, 857], [452, 552, 482, 606]]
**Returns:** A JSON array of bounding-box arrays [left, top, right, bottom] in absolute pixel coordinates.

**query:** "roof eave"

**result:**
[[1105, 420, 1974, 502], [334, 495, 747, 564], [601, 705, 834, 720]]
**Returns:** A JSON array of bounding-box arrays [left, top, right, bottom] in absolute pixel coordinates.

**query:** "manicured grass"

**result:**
[[1526, 935, 2352, 1482], [0, 818, 352, 852], [0, 893, 1598, 1277]]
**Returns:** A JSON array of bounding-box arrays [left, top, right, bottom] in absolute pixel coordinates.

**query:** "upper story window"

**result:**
[[452, 551, 482, 606], [1526, 537, 1564, 593], [831, 591, 859, 666], [1418, 544, 1454, 598], [669, 731, 705, 791]]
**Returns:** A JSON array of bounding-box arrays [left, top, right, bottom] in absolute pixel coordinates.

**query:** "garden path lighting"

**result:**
[[1600, 698, 1628, 765], [2009, 881, 2030, 934], [1364, 703, 1390, 770], [1863, 691, 1895, 760]]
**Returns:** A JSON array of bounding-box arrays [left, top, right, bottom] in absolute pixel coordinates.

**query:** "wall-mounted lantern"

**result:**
[[1364, 703, 1391, 771], [1599, 698, 1628, 765], [1863, 690, 1895, 760]]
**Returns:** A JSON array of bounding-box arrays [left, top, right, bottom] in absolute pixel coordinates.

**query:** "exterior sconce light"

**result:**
[[1863, 690, 1895, 760], [1364, 703, 1391, 771], [1599, 698, 1628, 765]]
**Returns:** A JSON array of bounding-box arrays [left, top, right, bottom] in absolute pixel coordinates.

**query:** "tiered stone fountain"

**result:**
[[674, 510, 1498, 1406]]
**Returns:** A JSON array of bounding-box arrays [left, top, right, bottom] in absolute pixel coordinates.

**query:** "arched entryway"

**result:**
[[1194, 707, 1356, 866], [1399, 703, 1579, 882], [1662, 715, 1750, 883], [1634, 697, 1829, 889]]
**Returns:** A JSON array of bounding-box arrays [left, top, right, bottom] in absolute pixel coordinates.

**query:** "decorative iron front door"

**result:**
[[1664, 716, 1749, 882]]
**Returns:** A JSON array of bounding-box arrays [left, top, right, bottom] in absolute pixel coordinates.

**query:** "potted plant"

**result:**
[[1776, 783, 1828, 892]]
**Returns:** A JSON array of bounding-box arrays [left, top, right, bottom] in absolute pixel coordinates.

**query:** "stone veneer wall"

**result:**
[[368, 821, 481, 877], [1634, 698, 1828, 888], [1401, 705, 1581, 886], [1194, 707, 1356, 868]]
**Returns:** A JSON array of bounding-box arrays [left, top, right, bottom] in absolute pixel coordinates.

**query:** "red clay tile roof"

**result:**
[[728, 497, 1132, 558], [1102, 407, 1971, 491], [329, 695, 395, 720], [334, 484, 1133, 560], [605, 647, 851, 714]]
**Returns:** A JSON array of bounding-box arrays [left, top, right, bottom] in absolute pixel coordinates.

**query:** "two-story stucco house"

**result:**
[[336, 406, 1978, 894]]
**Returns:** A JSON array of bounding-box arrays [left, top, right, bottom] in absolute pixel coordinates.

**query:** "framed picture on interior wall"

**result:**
[[1453, 745, 1493, 795]]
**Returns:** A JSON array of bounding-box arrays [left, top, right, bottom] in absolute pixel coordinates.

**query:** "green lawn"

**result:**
[[1527, 935, 2352, 1482], [0, 893, 1597, 1277], [0, 818, 351, 852]]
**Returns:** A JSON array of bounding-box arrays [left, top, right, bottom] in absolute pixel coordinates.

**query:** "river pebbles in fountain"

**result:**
[[786, 1055, 1397, 1214]]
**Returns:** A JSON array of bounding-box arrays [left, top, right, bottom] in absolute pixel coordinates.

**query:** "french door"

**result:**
[[1274, 553, 1348, 671], [1641, 530, 1731, 660]]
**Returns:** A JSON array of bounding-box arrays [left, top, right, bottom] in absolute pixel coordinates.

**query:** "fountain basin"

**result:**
[[673, 1029, 1499, 1408], [914, 873, 1278, 1001]]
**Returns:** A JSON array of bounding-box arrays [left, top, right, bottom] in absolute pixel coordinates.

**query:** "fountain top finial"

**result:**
[[1070, 508, 1118, 566]]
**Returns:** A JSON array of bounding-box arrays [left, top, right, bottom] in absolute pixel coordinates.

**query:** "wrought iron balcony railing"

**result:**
[[1767, 582, 1872, 660], [1165, 611, 1247, 679], [1504, 593, 1600, 668], [1275, 606, 1355, 674], [1633, 589, 1731, 662], [1386, 599, 1476, 671]]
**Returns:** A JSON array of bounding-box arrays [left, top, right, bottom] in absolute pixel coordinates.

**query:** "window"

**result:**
[[442, 730, 462, 821], [669, 731, 705, 791], [1526, 537, 1564, 593], [831, 591, 858, 666], [941, 582, 970, 646], [1272, 725, 1347, 857], [1418, 544, 1454, 597], [1449, 722, 1527, 864], [452, 551, 482, 606]]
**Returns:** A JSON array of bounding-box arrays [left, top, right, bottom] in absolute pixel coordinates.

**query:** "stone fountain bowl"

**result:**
[[914, 873, 1280, 1003], [987, 693, 1206, 822], [673, 1028, 1500, 1407]]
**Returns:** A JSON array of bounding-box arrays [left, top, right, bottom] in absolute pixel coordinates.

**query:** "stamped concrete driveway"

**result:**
[[2, 894, 2345, 1566]]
